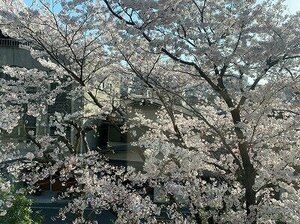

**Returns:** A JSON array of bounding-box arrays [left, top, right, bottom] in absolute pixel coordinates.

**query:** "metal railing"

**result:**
[[0, 38, 30, 47]]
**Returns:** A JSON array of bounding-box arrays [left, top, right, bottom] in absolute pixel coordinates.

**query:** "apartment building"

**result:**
[[0, 29, 146, 171]]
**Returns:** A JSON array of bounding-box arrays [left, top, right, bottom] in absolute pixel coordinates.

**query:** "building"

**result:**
[[0, 30, 45, 151], [0, 29, 145, 181]]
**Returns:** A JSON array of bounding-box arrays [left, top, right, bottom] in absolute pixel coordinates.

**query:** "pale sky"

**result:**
[[284, 0, 300, 14], [23, 0, 300, 14]]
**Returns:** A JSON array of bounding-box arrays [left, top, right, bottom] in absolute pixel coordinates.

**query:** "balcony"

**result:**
[[0, 38, 30, 48]]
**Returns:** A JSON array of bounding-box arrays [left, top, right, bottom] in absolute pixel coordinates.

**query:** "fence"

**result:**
[[0, 38, 30, 47]]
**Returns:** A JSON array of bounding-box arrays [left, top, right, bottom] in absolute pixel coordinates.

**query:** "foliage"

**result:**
[[0, 195, 42, 224], [0, 180, 42, 224]]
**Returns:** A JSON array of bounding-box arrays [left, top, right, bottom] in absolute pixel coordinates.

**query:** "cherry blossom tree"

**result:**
[[103, 0, 300, 223], [0, 0, 300, 223], [0, 1, 157, 223]]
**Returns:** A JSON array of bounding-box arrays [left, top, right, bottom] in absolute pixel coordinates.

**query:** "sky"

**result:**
[[284, 0, 300, 13], [23, 0, 300, 13]]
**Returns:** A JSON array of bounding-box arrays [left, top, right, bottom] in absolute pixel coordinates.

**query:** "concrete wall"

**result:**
[[0, 46, 42, 69], [0, 45, 45, 154]]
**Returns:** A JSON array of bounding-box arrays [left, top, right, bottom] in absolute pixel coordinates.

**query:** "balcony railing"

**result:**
[[0, 38, 30, 47]]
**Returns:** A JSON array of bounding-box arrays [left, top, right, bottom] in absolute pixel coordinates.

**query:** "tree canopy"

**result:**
[[0, 0, 300, 223]]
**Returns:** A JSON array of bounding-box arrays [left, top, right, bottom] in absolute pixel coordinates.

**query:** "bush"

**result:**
[[0, 181, 43, 224]]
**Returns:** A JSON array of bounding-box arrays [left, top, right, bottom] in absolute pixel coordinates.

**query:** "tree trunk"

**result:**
[[239, 142, 257, 224], [231, 109, 257, 223]]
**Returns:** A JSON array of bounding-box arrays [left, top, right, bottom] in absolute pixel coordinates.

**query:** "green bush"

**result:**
[[0, 181, 43, 224], [0, 195, 31, 224]]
